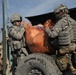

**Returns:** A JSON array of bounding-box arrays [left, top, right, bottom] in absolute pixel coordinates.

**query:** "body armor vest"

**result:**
[[58, 19, 74, 45], [69, 18, 76, 42]]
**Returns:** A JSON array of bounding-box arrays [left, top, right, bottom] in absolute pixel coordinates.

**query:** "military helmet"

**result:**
[[54, 4, 69, 14], [10, 13, 22, 23]]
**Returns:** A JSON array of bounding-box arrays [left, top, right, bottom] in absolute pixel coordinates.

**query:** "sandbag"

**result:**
[[24, 20, 55, 54]]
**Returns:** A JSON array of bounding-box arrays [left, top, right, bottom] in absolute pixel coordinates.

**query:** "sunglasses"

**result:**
[[15, 20, 21, 22], [55, 12, 60, 14]]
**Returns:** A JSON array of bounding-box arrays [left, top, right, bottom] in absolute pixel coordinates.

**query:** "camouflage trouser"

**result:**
[[11, 49, 21, 67], [20, 48, 28, 56], [56, 43, 76, 71], [56, 54, 72, 71], [12, 47, 28, 66]]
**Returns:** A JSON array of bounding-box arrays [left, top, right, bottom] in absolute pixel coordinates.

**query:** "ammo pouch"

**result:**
[[59, 47, 69, 54], [59, 43, 75, 54], [13, 41, 22, 49], [56, 56, 69, 71]]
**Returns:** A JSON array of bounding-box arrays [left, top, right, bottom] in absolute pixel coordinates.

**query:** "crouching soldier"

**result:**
[[8, 13, 28, 73], [44, 4, 76, 75]]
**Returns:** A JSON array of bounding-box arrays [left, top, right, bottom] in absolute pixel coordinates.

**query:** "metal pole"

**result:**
[[2, 0, 6, 75]]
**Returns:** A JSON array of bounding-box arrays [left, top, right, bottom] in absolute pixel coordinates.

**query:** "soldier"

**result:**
[[8, 13, 28, 72], [44, 4, 76, 74]]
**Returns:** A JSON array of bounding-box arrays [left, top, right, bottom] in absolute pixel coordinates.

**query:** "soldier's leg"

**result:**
[[71, 42, 76, 68], [66, 54, 76, 75], [21, 48, 28, 56], [57, 46, 76, 70], [71, 52, 76, 68], [10, 52, 17, 75], [56, 55, 69, 71], [17, 48, 27, 63], [17, 50, 21, 64]]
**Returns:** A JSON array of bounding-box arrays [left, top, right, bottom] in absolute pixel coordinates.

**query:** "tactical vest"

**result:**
[[8, 26, 26, 50], [58, 19, 74, 46], [69, 18, 76, 42]]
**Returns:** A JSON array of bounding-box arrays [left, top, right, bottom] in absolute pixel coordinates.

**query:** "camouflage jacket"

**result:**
[[45, 14, 76, 40], [8, 25, 26, 50]]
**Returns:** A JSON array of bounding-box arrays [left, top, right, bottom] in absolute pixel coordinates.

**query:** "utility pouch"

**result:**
[[59, 43, 75, 54], [69, 43, 75, 52], [59, 47, 69, 54], [56, 56, 69, 71], [13, 41, 22, 49]]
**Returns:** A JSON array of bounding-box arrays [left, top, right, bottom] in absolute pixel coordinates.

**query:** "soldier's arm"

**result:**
[[45, 21, 63, 38], [8, 27, 25, 40]]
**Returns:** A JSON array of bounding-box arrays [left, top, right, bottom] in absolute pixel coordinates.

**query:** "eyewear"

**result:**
[[15, 20, 21, 22]]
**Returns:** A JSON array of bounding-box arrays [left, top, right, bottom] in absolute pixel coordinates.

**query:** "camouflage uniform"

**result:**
[[8, 13, 28, 71], [8, 25, 27, 55], [45, 4, 76, 74]]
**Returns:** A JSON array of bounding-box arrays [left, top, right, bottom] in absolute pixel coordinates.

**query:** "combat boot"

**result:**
[[70, 66, 76, 75]]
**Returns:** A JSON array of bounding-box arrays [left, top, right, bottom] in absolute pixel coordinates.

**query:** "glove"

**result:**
[[44, 20, 54, 29]]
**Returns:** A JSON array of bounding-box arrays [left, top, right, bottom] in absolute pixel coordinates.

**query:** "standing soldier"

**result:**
[[44, 4, 76, 75], [8, 13, 28, 73]]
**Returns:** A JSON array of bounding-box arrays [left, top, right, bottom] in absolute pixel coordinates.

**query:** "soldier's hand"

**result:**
[[44, 20, 54, 29], [22, 20, 27, 28]]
